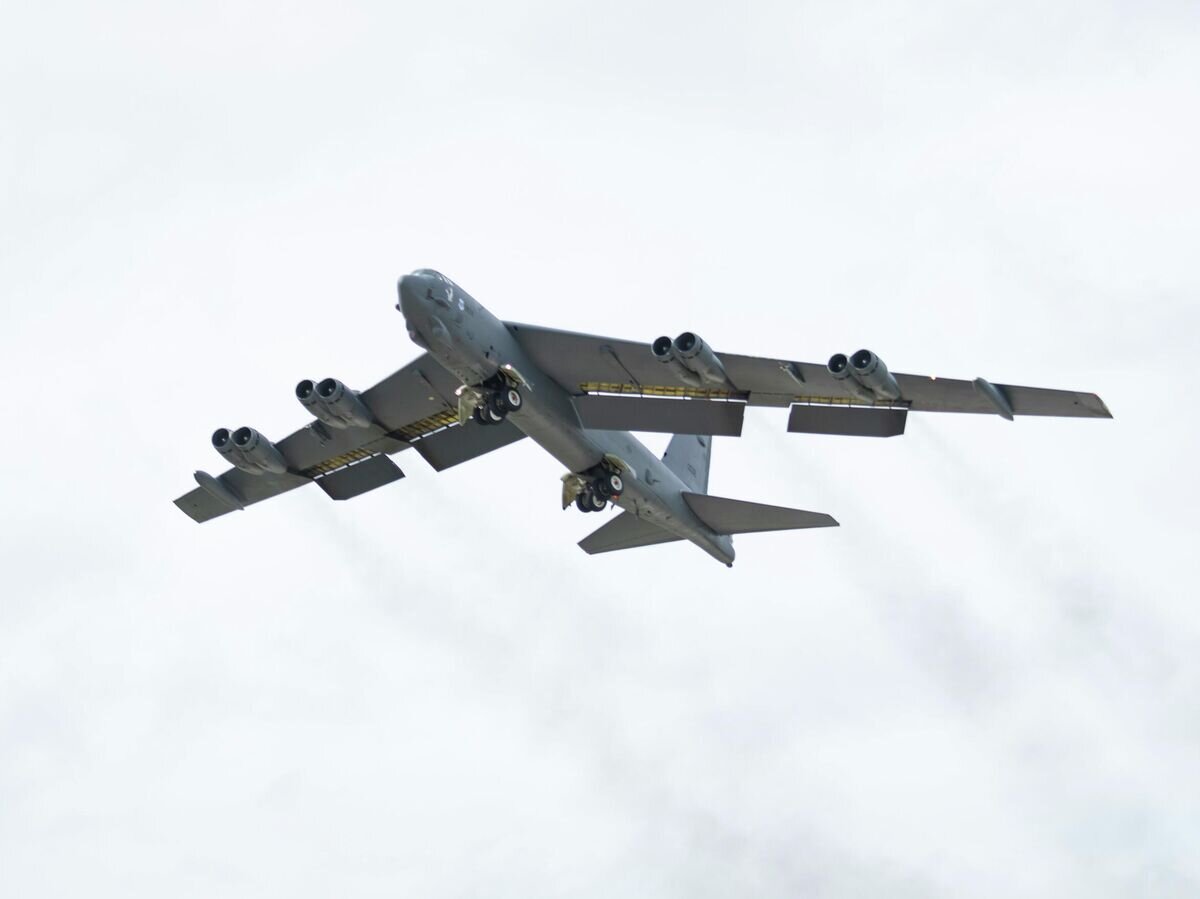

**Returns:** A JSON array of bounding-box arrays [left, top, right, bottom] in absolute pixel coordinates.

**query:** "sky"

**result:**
[[2, 1, 1199, 895]]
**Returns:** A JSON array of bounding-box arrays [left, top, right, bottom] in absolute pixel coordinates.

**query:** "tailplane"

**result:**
[[681, 493, 838, 535], [578, 431, 837, 561], [578, 512, 681, 555]]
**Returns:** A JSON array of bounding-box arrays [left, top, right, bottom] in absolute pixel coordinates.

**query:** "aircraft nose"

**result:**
[[397, 273, 431, 320]]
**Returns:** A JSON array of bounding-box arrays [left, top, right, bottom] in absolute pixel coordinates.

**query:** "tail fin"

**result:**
[[662, 433, 711, 493], [681, 493, 839, 535]]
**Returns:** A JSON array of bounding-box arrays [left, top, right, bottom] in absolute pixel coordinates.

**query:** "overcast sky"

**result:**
[[3, 1, 1199, 896]]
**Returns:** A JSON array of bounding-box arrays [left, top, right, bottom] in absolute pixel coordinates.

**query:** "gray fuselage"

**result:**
[[397, 270, 735, 566]]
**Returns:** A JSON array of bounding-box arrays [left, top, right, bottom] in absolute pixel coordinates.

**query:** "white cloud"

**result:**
[[2, 1, 1198, 896]]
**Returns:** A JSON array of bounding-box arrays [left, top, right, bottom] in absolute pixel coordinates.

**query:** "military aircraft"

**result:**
[[175, 269, 1111, 566]]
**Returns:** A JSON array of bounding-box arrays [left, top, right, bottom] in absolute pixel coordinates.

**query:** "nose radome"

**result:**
[[397, 273, 430, 318]]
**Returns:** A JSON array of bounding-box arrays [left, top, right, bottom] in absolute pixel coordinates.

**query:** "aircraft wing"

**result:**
[[174, 354, 524, 523], [506, 323, 1111, 434]]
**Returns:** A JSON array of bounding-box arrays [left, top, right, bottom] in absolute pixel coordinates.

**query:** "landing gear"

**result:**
[[473, 379, 522, 425], [499, 387, 523, 413], [595, 473, 623, 498], [570, 465, 624, 513], [575, 490, 609, 513]]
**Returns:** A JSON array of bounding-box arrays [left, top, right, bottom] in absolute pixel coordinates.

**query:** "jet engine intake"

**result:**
[[673, 332, 729, 387], [213, 426, 288, 475], [296, 378, 373, 429], [849, 349, 902, 401], [827, 353, 876, 402], [652, 335, 702, 387]]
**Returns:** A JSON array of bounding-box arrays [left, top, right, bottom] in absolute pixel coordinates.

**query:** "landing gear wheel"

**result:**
[[588, 492, 607, 512], [500, 387, 523, 413], [487, 392, 509, 421], [472, 407, 488, 426], [575, 493, 593, 513], [593, 472, 624, 499], [485, 405, 504, 424]]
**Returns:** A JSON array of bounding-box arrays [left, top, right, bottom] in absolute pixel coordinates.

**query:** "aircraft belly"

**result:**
[[505, 386, 604, 474]]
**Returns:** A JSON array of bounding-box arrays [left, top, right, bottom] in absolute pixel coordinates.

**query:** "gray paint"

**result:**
[[788, 404, 908, 437], [315, 454, 405, 501], [175, 269, 1110, 566], [575, 394, 744, 437]]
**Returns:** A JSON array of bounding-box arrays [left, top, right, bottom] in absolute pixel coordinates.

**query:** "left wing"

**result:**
[[175, 353, 524, 523], [506, 323, 1111, 433]]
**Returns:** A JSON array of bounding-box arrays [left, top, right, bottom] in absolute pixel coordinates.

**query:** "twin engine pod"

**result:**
[[651, 332, 729, 388], [212, 426, 287, 475], [295, 378, 374, 429], [827, 350, 902, 402]]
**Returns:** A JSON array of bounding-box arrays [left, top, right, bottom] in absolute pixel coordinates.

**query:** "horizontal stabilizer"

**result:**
[[316, 453, 404, 500], [413, 420, 526, 471], [579, 512, 683, 555], [682, 492, 838, 535], [575, 395, 744, 436], [788, 404, 907, 437]]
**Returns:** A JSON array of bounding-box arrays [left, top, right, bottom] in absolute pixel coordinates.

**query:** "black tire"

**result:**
[[594, 472, 624, 499], [472, 407, 488, 426], [487, 392, 508, 420], [588, 492, 607, 512], [575, 493, 593, 513], [501, 387, 523, 413], [485, 405, 504, 424]]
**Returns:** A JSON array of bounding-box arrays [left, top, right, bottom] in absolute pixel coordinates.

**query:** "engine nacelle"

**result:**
[[673, 332, 729, 387], [217, 426, 287, 475], [296, 378, 373, 429], [827, 353, 876, 402], [652, 335, 702, 387], [214, 424, 282, 472], [212, 427, 242, 468], [849, 349, 902, 401]]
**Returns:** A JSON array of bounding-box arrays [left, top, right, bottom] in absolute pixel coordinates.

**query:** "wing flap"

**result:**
[[578, 512, 683, 555], [315, 454, 405, 500], [412, 420, 526, 472], [575, 395, 744, 436], [788, 404, 907, 437]]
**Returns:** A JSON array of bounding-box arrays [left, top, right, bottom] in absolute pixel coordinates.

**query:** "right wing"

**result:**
[[174, 354, 524, 523], [506, 323, 1111, 422], [501, 324, 1108, 436]]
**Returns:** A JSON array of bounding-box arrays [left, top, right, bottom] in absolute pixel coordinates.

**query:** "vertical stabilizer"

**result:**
[[662, 433, 712, 493]]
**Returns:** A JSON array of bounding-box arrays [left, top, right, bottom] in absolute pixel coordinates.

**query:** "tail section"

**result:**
[[681, 493, 839, 535], [662, 433, 711, 493], [578, 432, 837, 564]]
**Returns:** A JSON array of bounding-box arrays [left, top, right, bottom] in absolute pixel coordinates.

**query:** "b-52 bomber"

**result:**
[[175, 269, 1111, 566]]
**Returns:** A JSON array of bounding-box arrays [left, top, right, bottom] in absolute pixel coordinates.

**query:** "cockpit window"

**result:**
[[411, 268, 447, 282]]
